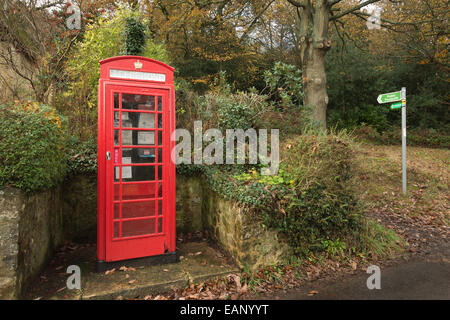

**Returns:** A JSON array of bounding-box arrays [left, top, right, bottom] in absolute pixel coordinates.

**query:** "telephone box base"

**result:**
[[96, 252, 178, 273]]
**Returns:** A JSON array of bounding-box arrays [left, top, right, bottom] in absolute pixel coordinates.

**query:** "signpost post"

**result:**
[[401, 87, 407, 195], [377, 88, 407, 195]]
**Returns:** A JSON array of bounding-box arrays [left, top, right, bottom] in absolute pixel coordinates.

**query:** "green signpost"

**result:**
[[377, 91, 402, 104], [390, 102, 402, 110], [378, 88, 407, 195]]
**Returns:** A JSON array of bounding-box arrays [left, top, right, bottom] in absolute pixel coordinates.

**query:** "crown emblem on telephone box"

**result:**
[[134, 60, 143, 69]]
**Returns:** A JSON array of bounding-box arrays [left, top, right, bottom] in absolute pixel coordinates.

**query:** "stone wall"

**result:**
[[61, 175, 97, 242], [0, 174, 291, 299], [57, 173, 291, 270], [176, 175, 203, 233], [202, 188, 291, 271], [60, 173, 205, 242], [0, 187, 63, 299]]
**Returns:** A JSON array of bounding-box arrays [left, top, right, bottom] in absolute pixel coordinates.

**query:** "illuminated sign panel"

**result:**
[[110, 69, 166, 82]]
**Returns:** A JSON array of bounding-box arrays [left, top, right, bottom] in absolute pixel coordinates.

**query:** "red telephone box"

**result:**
[[97, 56, 176, 269]]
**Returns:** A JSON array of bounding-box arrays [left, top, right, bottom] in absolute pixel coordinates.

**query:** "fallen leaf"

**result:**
[[228, 274, 241, 291], [239, 283, 248, 294], [128, 280, 136, 284], [105, 268, 116, 276], [308, 290, 319, 296], [120, 266, 136, 272]]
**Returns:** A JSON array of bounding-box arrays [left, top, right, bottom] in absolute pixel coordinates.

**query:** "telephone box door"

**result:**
[[104, 84, 172, 262]]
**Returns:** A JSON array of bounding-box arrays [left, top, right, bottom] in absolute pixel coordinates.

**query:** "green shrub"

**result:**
[[123, 16, 146, 56], [177, 80, 267, 133], [199, 129, 364, 256], [66, 136, 97, 176], [267, 131, 363, 255], [61, 7, 171, 138], [0, 102, 67, 192], [263, 62, 303, 111]]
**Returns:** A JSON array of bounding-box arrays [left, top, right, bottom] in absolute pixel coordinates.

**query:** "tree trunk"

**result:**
[[294, 0, 331, 130], [303, 47, 328, 129]]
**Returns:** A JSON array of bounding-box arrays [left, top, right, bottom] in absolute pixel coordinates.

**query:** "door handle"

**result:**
[[106, 151, 111, 161]]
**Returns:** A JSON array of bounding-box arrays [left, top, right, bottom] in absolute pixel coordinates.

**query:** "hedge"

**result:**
[[0, 102, 67, 192]]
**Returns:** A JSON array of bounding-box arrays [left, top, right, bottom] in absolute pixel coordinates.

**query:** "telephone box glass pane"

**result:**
[[116, 112, 155, 129], [122, 219, 156, 237], [121, 201, 156, 219], [114, 203, 120, 219], [157, 182, 163, 197], [158, 218, 163, 233], [114, 111, 120, 128], [157, 148, 162, 163], [114, 130, 120, 145], [120, 130, 156, 146], [122, 148, 156, 164], [158, 131, 162, 146], [158, 114, 163, 128], [114, 167, 120, 182], [114, 93, 120, 109], [122, 94, 155, 111], [121, 166, 155, 182], [114, 222, 120, 238], [114, 184, 120, 201], [157, 96, 162, 111], [158, 200, 163, 216], [115, 165, 133, 180], [122, 183, 157, 200]]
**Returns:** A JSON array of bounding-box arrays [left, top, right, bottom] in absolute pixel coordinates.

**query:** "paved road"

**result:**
[[272, 252, 450, 300]]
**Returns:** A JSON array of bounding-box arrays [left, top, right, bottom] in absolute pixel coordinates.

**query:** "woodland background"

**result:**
[[0, 0, 448, 141]]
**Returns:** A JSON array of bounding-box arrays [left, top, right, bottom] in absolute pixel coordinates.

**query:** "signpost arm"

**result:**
[[401, 87, 407, 195]]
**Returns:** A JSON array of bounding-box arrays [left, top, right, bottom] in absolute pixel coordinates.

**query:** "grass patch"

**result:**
[[361, 220, 405, 259], [354, 143, 449, 226]]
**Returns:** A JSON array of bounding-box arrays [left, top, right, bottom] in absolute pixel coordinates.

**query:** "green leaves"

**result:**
[[66, 137, 97, 176], [263, 62, 304, 111], [0, 103, 67, 193], [123, 16, 147, 56], [180, 129, 363, 257], [64, 7, 171, 136]]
